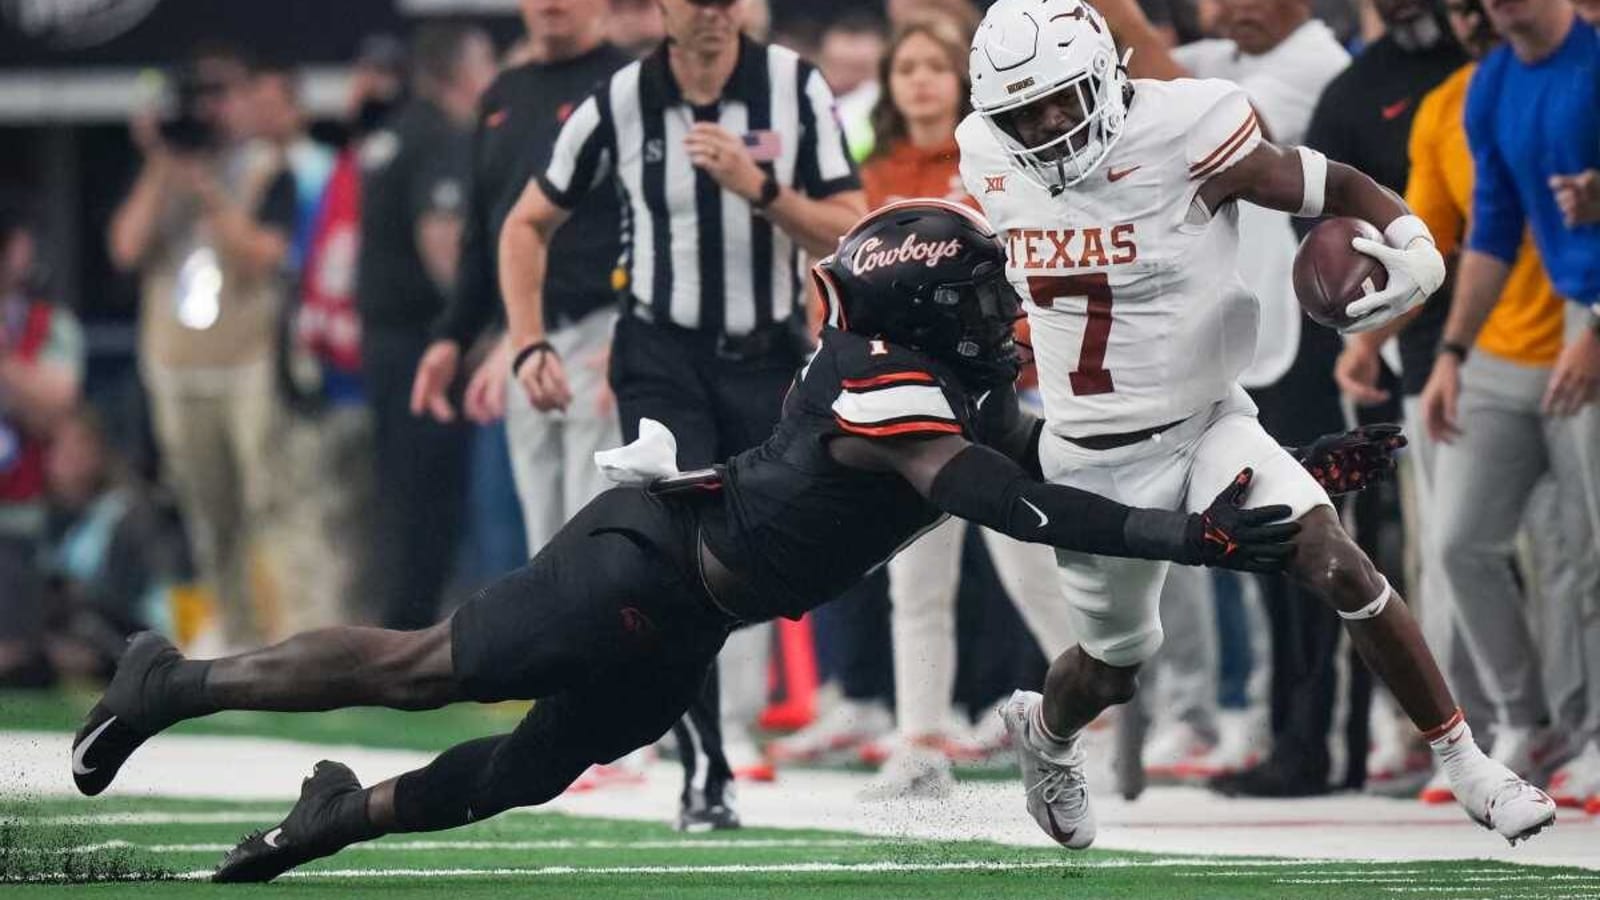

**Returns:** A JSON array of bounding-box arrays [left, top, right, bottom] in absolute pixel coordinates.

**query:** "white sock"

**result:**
[[1425, 709, 1488, 782], [1029, 700, 1076, 749]]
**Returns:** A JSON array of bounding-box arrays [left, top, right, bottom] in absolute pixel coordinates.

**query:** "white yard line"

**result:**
[[5, 729, 1599, 870]]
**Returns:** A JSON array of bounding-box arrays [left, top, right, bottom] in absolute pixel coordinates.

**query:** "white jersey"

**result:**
[[958, 78, 1265, 437]]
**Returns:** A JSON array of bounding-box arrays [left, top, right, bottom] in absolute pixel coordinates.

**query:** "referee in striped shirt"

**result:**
[[499, 0, 864, 831]]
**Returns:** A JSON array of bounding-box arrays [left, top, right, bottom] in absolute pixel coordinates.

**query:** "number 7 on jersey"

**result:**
[[1026, 274, 1115, 396]]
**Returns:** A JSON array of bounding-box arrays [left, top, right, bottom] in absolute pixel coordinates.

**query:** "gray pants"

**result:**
[[1434, 333, 1600, 743], [505, 308, 621, 557], [1404, 394, 1493, 733]]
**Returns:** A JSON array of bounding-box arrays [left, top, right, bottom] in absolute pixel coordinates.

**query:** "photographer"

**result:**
[[108, 43, 296, 654]]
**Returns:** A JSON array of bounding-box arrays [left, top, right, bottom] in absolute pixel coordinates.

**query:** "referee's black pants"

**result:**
[[608, 314, 799, 809], [363, 328, 471, 631]]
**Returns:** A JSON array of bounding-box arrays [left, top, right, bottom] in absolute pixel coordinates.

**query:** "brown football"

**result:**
[[1292, 217, 1388, 330]]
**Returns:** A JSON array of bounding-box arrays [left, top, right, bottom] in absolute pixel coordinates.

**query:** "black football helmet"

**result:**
[[812, 199, 1023, 389]]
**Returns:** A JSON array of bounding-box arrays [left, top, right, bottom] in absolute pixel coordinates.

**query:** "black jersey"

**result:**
[[699, 327, 1008, 621]]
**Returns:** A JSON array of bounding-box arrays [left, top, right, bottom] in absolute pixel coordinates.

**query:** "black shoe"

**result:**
[[71, 632, 187, 796], [214, 760, 371, 883], [1208, 756, 1332, 798], [676, 800, 741, 832]]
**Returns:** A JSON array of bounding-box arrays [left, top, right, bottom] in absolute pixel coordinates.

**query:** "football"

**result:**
[[1292, 217, 1388, 330]]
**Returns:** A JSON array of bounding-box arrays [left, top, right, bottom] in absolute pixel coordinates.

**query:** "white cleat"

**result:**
[[1449, 756, 1557, 846], [998, 690, 1095, 850]]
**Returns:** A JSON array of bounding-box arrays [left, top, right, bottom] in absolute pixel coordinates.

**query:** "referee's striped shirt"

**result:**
[[537, 35, 861, 337]]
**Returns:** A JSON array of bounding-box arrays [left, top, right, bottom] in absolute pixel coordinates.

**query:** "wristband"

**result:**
[[1295, 147, 1327, 218], [512, 341, 556, 378], [1437, 340, 1470, 363], [752, 172, 780, 210], [1383, 214, 1433, 249]]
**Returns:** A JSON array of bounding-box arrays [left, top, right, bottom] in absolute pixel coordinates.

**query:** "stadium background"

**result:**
[[2, 0, 1599, 895]]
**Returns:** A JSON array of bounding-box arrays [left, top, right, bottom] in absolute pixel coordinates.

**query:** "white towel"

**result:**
[[594, 418, 681, 486]]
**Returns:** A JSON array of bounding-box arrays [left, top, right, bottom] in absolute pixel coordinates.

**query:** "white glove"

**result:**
[[594, 418, 680, 486], [1342, 215, 1445, 335]]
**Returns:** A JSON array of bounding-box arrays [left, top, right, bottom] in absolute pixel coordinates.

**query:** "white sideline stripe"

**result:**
[[1281, 876, 1600, 884], [22, 838, 874, 854]]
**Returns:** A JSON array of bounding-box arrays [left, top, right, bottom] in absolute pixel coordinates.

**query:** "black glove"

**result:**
[[1186, 468, 1300, 572], [1293, 424, 1407, 496]]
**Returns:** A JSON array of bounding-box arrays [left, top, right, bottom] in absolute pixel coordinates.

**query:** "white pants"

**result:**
[[1040, 386, 1331, 667], [888, 519, 1065, 738], [505, 308, 621, 557]]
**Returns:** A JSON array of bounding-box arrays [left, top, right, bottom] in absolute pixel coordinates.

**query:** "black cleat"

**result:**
[[214, 761, 370, 883], [676, 800, 741, 833], [71, 632, 188, 796]]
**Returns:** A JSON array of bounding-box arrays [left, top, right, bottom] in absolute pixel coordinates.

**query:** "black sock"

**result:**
[[166, 659, 220, 722]]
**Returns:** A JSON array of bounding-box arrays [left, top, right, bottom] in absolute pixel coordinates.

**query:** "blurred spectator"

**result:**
[[250, 60, 337, 273], [818, 10, 889, 160], [1420, 0, 1600, 809], [0, 208, 84, 686], [1306, 0, 1467, 789], [885, 0, 981, 33], [43, 410, 180, 680], [358, 23, 496, 630], [107, 43, 294, 653], [610, 0, 667, 56], [413, 0, 630, 566], [271, 41, 405, 635]]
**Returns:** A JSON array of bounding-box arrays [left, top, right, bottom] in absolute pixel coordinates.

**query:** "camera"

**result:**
[[157, 65, 221, 153]]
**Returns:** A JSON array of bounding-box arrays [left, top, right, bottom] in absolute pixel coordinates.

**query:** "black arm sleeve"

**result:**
[[927, 444, 1198, 563]]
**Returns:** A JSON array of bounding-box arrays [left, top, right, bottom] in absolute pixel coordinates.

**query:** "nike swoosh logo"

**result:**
[[263, 828, 285, 849], [1107, 165, 1141, 182], [72, 715, 117, 776], [1021, 498, 1049, 527], [1043, 805, 1076, 845]]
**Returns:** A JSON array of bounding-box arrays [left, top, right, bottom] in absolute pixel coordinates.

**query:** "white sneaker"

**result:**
[[998, 690, 1095, 850], [1548, 741, 1600, 809], [1143, 721, 1214, 779], [1446, 754, 1557, 845], [858, 744, 954, 800], [1487, 725, 1570, 781], [765, 698, 892, 763], [1182, 708, 1267, 779]]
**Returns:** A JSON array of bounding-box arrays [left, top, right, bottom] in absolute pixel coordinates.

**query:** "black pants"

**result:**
[[397, 488, 732, 829], [609, 315, 801, 807], [363, 329, 470, 630]]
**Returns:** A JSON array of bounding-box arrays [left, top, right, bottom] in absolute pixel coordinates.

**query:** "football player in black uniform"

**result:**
[[69, 201, 1399, 882]]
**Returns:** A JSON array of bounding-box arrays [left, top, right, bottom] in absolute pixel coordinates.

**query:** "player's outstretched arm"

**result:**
[[829, 433, 1298, 572], [1199, 142, 1446, 334]]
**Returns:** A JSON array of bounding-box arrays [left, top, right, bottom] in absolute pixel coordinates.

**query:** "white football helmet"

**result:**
[[970, 0, 1130, 192]]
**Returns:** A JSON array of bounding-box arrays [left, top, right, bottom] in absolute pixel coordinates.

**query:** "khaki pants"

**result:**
[[143, 358, 281, 649], [268, 404, 375, 638]]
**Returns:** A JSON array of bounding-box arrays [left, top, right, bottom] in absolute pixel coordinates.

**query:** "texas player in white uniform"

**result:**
[[957, 0, 1555, 849]]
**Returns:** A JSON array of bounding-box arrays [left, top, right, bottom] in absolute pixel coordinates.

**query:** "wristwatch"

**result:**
[[751, 171, 780, 210], [1438, 340, 1471, 363]]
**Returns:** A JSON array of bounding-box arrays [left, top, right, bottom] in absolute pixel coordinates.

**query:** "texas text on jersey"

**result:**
[[958, 77, 1265, 438]]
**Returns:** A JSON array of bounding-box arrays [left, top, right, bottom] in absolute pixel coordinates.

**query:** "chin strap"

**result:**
[[1337, 575, 1393, 621]]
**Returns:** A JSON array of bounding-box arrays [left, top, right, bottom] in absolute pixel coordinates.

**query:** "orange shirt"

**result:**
[[853, 137, 1038, 389], [1406, 64, 1564, 366]]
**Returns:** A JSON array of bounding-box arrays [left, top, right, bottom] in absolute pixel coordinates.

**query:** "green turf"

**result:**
[[1, 796, 1592, 899], [0, 689, 528, 752]]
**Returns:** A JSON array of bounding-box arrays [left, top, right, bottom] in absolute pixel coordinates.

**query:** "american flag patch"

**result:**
[[744, 130, 783, 162]]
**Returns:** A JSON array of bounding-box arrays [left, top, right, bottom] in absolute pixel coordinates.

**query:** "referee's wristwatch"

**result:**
[[1437, 340, 1470, 363], [751, 171, 780, 210]]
